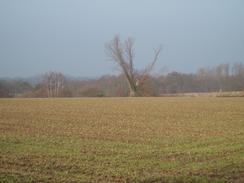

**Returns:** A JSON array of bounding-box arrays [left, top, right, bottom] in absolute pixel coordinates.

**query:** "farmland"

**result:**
[[0, 98, 244, 182]]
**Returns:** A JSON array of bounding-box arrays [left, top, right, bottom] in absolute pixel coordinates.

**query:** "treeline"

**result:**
[[0, 63, 244, 98]]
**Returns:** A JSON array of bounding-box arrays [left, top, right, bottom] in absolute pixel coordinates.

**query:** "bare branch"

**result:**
[[125, 38, 135, 78], [143, 46, 162, 75]]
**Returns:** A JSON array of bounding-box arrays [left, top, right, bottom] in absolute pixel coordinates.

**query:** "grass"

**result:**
[[0, 97, 244, 182]]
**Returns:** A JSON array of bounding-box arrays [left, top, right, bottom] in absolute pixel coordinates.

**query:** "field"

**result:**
[[0, 98, 244, 183]]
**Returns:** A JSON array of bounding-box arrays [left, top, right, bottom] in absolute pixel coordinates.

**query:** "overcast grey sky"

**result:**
[[0, 0, 244, 77]]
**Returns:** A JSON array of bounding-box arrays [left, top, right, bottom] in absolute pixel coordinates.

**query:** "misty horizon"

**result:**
[[0, 62, 243, 80]]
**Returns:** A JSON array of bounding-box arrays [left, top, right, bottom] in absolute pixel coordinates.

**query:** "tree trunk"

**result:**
[[128, 82, 138, 97], [129, 88, 137, 97], [124, 74, 138, 97]]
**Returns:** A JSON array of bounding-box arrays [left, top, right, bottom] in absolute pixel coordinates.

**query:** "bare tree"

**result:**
[[106, 36, 161, 96], [43, 72, 65, 97]]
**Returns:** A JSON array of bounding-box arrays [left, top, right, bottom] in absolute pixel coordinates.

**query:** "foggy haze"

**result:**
[[0, 0, 244, 77]]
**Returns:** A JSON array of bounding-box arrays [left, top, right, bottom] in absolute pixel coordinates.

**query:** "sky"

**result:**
[[0, 0, 244, 78]]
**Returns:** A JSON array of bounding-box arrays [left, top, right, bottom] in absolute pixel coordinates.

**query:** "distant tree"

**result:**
[[231, 63, 244, 91], [106, 36, 162, 96], [0, 80, 11, 97], [80, 87, 104, 97], [43, 72, 66, 97], [0, 79, 33, 97], [12, 80, 33, 97]]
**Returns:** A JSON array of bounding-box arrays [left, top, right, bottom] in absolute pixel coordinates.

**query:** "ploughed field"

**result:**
[[0, 98, 243, 183]]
